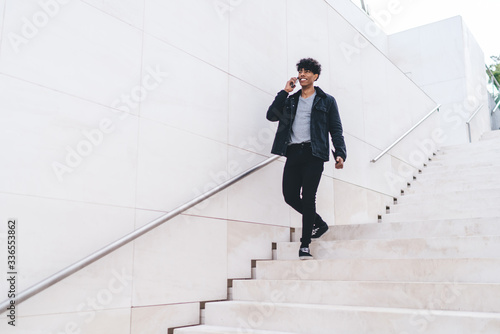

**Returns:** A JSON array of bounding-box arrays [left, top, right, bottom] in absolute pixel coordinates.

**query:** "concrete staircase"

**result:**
[[175, 130, 500, 334]]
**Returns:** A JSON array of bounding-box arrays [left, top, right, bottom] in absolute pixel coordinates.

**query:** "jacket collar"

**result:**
[[291, 86, 327, 100]]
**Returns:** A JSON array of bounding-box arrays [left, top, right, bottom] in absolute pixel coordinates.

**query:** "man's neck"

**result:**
[[301, 85, 315, 98]]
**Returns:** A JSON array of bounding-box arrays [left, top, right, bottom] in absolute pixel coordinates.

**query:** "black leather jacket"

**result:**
[[266, 87, 347, 162]]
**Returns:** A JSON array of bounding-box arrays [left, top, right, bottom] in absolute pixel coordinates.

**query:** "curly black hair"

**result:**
[[296, 58, 321, 80]]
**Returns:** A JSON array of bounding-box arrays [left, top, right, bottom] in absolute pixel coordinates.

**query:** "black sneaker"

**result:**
[[299, 247, 313, 260], [311, 224, 329, 240]]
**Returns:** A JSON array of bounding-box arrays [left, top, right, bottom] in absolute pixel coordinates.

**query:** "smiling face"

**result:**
[[298, 68, 319, 88]]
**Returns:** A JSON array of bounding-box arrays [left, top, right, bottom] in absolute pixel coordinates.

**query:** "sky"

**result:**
[[358, 0, 500, 65]]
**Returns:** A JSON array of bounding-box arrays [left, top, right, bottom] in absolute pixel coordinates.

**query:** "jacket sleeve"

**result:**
[[328, 97, 347, 161], [266, 90, 289, 122]]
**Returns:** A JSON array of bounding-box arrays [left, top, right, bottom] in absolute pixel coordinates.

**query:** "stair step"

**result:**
[[276, 236, 500, 260], [390, 198, 500, 213], [428, 148, 500, 160], [481, 130, 500, 141], [405, 182, 500, 194], [175, 325, 295, 334], [438, 140, 500, 150], [432, 153, 500, 164], [204, 301, 500, 334], [382, 207, 500, 222], [255, 258, 500, 283], [397, 189, 500, 205], [437, 141, 500, 153], [291, 218, 500, 242], [434, 149, 500, 161], [232, 280, 500, 312], [415, 166, 500, 180], [439, 136, 500, 151], [409, 174, 500, 187], [426, 157, 500, 168], [422, 160, 500, 173]]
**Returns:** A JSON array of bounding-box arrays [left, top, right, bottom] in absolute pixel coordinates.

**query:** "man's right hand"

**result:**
[[285, 77, 298, 93]]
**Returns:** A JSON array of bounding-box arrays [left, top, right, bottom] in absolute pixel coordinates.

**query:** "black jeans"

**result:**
[[282, 142, 325, 248]]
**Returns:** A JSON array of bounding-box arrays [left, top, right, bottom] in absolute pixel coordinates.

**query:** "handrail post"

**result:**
[[492, 100, 500, 114], [466, 104, 485, 143], [486, 65, 500, 90]]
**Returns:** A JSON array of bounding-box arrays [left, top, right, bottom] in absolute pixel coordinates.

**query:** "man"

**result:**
[[266, 58, 347, 260]]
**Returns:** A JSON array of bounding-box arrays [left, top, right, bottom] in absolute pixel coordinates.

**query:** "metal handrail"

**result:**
[[486, 66, 500, 111], [370, 104, 441, 163], [492, 100, 500, 114], [360, 0, 367, 12], [0, 154, 280, 313], [466, 104, 485, 143], [486, 65, 500, 90]]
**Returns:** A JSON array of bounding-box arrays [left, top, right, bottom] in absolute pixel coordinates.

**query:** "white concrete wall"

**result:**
[[462, 19, 491, 141], [388, 16, 490, 146], [0, 0, 451, 332], [325, 0, 389, 53]]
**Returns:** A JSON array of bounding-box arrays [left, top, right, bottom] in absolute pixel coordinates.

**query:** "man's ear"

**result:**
[[314, 74, 319, 81]]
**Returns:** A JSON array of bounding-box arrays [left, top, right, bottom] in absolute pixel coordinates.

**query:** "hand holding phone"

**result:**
[[285, 77, 298, 92]]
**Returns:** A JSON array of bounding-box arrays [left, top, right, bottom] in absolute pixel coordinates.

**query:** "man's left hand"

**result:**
[[334, 157, 344, 169]]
